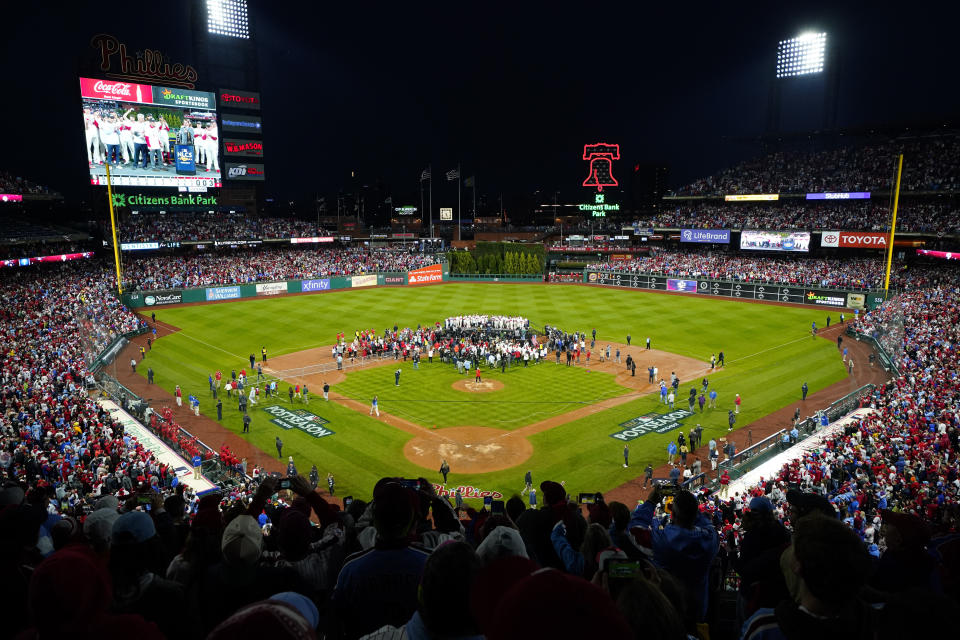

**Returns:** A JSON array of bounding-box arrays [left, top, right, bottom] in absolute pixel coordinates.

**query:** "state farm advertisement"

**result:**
[[408, 264, 443, 285], [821, 231, 889, 248]]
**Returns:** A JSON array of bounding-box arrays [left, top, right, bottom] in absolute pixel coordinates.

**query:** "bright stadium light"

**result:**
[[207, 0, 250, 39], [776, 32, 826, 78]]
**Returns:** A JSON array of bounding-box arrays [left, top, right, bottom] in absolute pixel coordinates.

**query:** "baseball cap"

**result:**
[[786, 489, 835, 519], [111, 511, 156, 545], [222, 514, 264, 566], [749, 496, 774, 513], [476, 526, 528, 564]]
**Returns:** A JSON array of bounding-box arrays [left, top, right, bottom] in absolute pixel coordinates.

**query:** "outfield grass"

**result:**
[[335, 361, 625, 430], [138, 283, 848, 501]]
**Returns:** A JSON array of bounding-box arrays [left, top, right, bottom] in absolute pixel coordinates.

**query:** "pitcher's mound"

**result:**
[[452, 379, 504, 393], [404, 426, 531, 473]]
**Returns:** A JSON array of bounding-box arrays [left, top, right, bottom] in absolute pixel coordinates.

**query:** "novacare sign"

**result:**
[[262, 406, 335, 438]]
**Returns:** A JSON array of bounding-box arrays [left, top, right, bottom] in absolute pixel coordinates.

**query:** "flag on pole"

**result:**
[[446, 168, 460, 181], [420, 169, 431, 181], [464, 176, 475, 187]]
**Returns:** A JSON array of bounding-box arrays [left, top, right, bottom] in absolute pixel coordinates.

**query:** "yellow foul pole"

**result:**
[[105, 162, 123, 294], [883, 154, 903, 298]]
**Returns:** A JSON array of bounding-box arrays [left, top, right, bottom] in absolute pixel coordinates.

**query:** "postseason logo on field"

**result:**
[[610, 409, 695, 441], [262, 405, 335, 438]]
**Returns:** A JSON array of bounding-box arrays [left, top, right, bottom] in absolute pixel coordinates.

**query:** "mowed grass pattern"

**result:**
[[139, 283, 848, 501], [335, 362, 625, 430]]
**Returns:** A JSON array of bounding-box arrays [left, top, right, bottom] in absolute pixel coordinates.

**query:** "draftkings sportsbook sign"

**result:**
[[262, 405, 335, 438], [610, 409, 694, 441]]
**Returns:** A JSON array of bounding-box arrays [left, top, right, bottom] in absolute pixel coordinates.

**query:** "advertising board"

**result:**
[[224, 162, 265, 181], [205, 286, 241, 301], [352, 275, 378, 288], [301, 279, 331, 292], [144, 292, 183, 306], [255, 282, 287, 296], [680, 229, 731, 244], [666, 279, 698, 292], [820, 231, 888, 249], [407, 264, 443, 285]]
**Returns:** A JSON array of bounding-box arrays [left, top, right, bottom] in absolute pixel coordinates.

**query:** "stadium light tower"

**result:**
[[776, 32, 827, 78], [206, 0, 250, 39], [767, 30, 838, 132]]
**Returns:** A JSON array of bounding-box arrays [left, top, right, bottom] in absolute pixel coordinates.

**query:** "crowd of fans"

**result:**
[[122, 248, 442, 291], [676, 133, 960, 196], [634, 201, 960, 234], [0, 169, 58, 196], [1, 248, 959, 637], [118, 212, 329, 242], [587, 250, 889, 289]]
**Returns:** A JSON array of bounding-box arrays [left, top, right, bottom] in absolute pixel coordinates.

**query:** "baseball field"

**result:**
[[135, 282, 848, 503]]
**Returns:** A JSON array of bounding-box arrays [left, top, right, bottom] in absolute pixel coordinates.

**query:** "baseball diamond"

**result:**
[[120, 282, 856, 502]]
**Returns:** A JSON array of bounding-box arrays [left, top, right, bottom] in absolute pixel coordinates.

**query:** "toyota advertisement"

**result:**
[[80, 77, 221, 190], [680, 229, 730, 244], [740, 230, 810, 252], [820, 231, 888, 249]]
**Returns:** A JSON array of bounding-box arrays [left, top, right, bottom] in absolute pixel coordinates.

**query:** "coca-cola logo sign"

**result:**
[[94, 81, 132, 96]]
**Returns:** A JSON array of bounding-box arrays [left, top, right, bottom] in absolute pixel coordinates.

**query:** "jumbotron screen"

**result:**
[[740, 230, 810, 252], [80, 78, 221, 190]]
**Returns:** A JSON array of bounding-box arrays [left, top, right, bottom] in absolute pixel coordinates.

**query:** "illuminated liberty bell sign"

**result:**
[[582, 143, 620, 192]]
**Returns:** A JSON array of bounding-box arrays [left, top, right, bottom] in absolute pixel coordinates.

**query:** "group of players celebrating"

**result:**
[[82, 104, 219, 173]]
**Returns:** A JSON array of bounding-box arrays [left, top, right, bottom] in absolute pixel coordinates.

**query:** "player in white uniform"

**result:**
[[118, 108, 135, 165], [193, 123, 206, 165], [145, 119, 165, 170], [204, 122, 219, 172], [96, 113, 121, 166], [83, 107, 102, 165], [158, 116, 171, 164]]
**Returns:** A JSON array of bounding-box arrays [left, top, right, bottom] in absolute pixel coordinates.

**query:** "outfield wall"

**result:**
[[582, 270, 887, 310], [121, 266, 447, 309]]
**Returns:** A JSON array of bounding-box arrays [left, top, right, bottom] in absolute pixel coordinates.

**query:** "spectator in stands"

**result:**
[[330, 480, 431, 638], [741, 514, 875, 639], [632, 486, 718, 622]]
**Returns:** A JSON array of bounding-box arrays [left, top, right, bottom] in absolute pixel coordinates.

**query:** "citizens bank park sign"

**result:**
[[820, 231, 888, 248], [262, 406, 335, 438]]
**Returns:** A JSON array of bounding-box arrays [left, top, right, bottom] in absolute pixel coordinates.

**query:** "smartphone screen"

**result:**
[[490, 499, 505, 515], [344, 496, 353, 508], [606, 559, 644, 579], [578, 492, 597, 505], [483, 496, 493, 510], [280, 479, 291, 489]]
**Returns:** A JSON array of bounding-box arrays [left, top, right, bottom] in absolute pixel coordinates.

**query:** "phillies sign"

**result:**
[[821, 231, 888, 248], [91, 34, 198, 88]]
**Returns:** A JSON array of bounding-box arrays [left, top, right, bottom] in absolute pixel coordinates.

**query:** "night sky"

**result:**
[[3, 1, 958, 212]]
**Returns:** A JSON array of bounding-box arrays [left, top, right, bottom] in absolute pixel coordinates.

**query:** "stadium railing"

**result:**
[[846, 326, 900, 376], [701, 382, 876, 485], [94, 372, 242, 487]]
